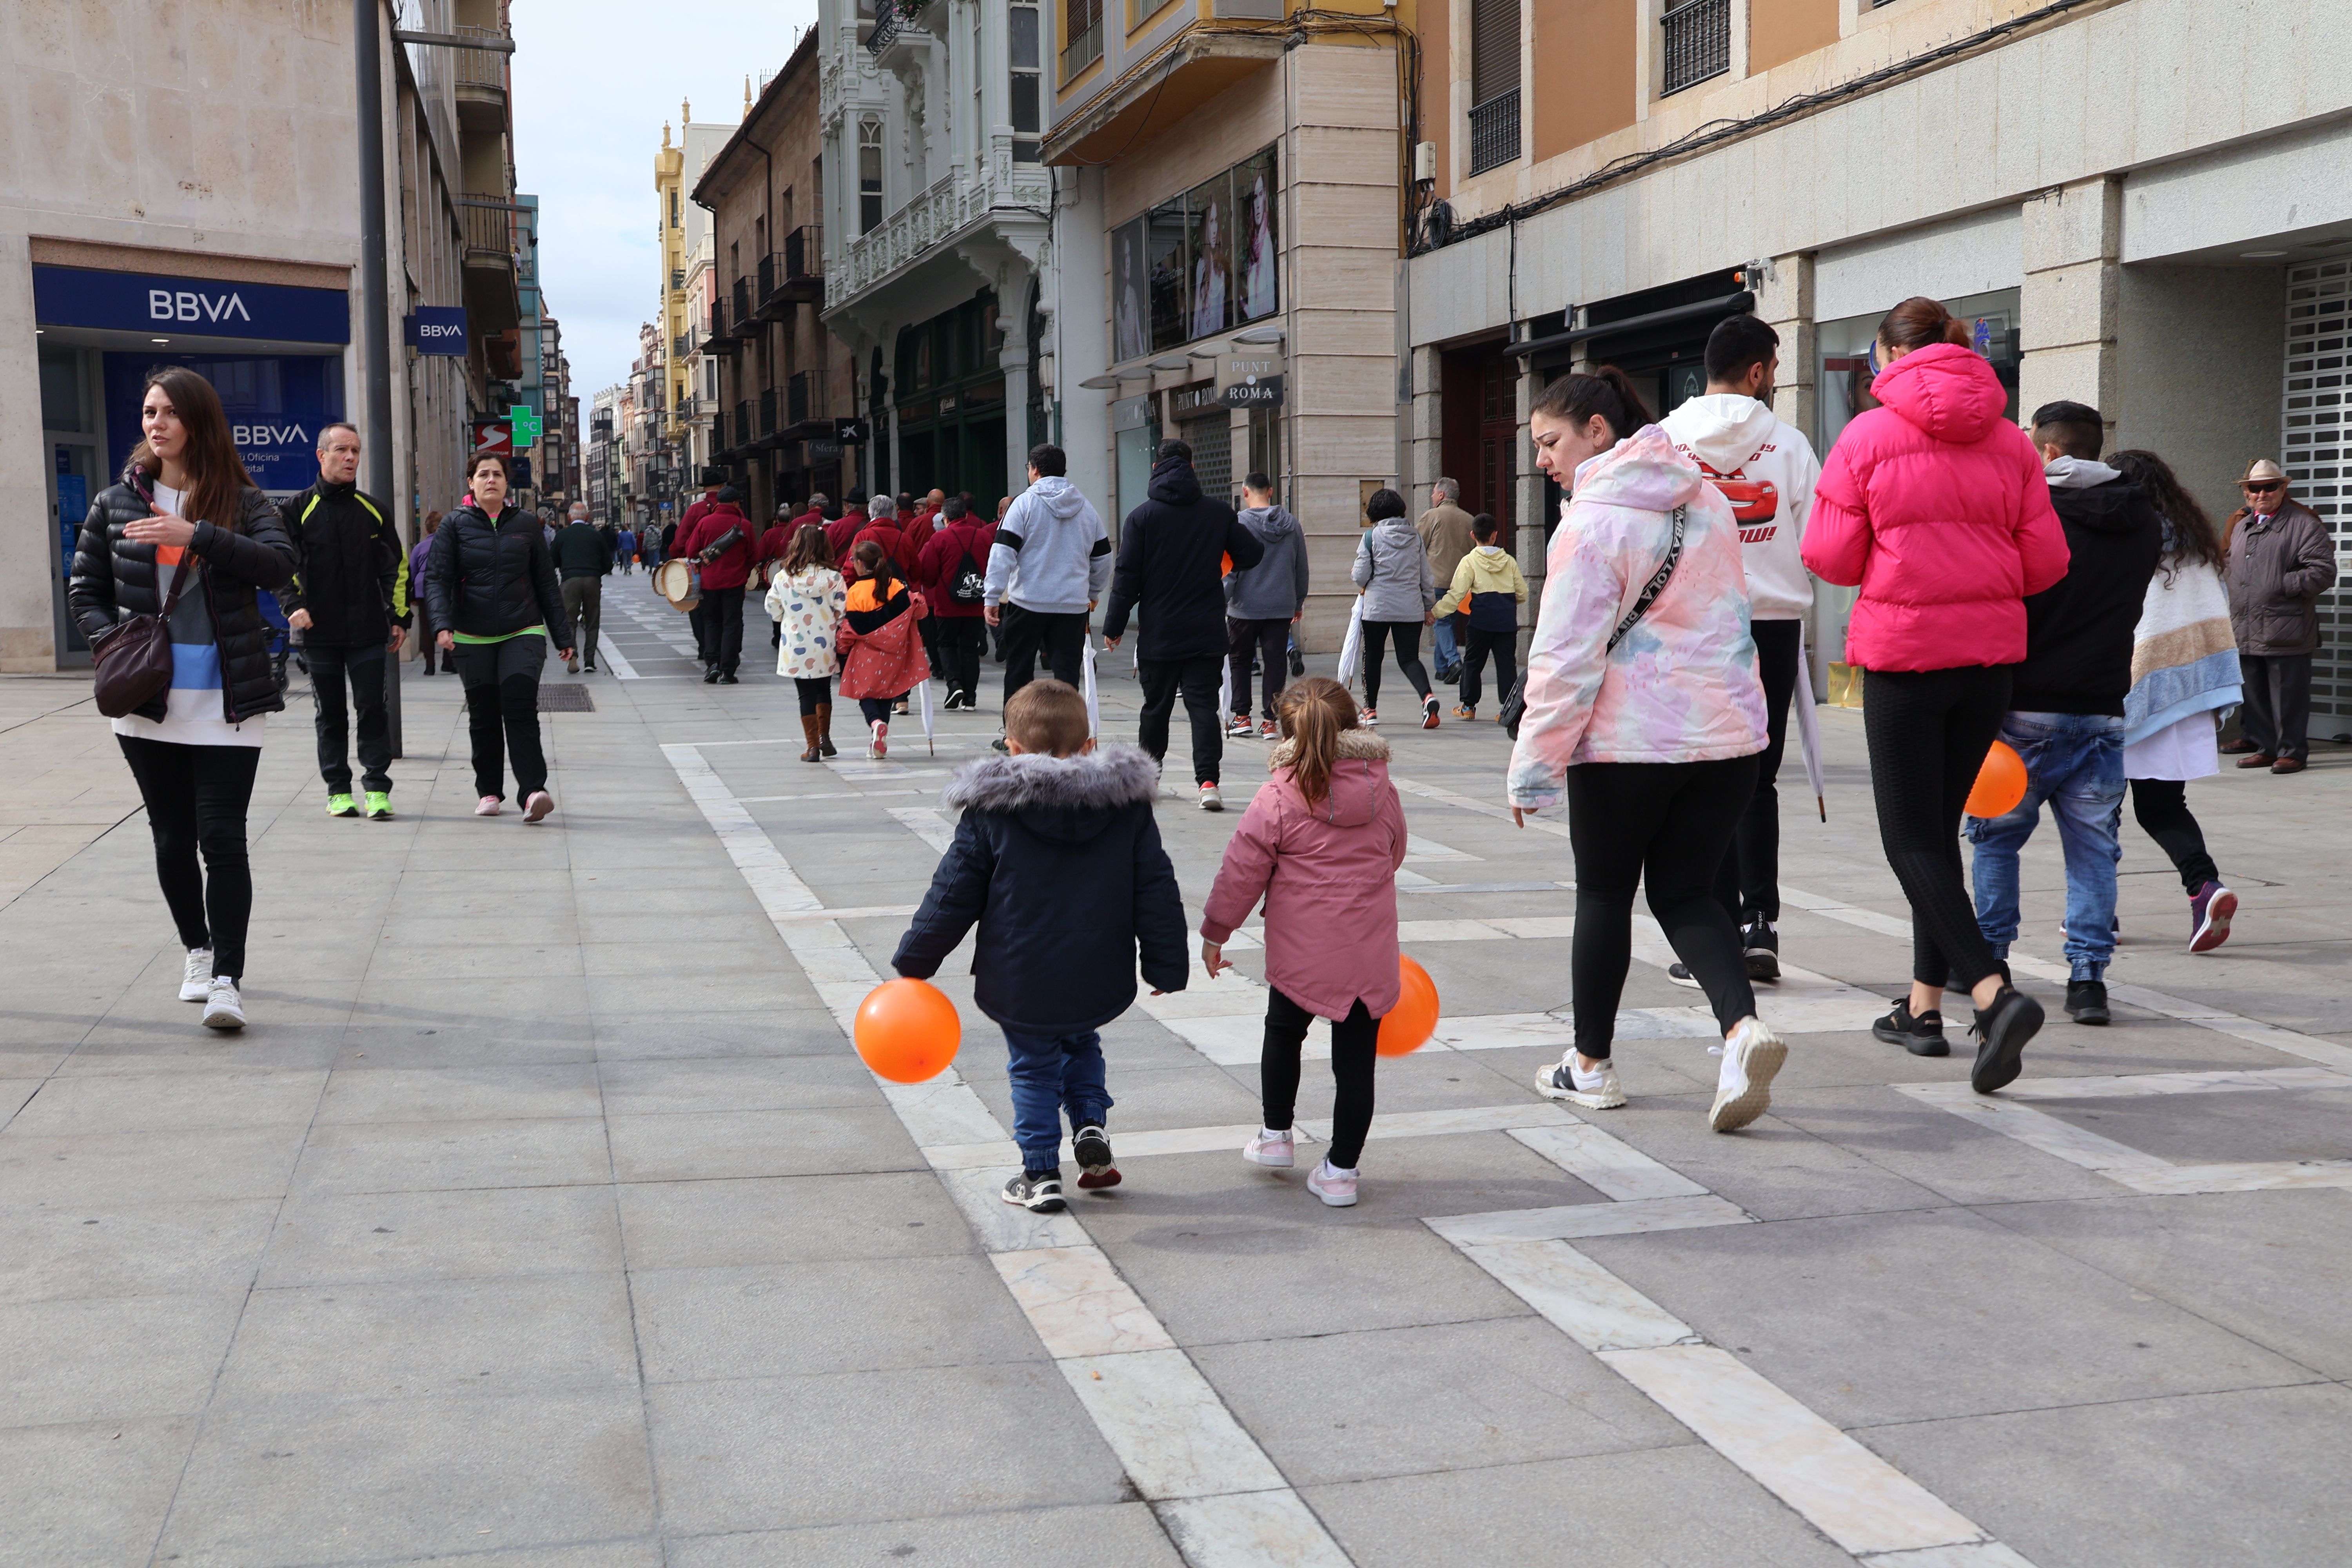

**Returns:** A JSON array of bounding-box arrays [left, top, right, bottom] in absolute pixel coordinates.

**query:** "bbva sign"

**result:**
[[150, 289, 252, 325]]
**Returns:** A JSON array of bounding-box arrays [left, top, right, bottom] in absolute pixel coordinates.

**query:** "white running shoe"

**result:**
[[475, 795, 501, 817], [1199, 781, 1223, 812], [201, 978, 246, 1031], [1244, 1127, 1296, 1167], [1535, 1053, 1626, 1109], [870, 720, 889, 760], [523, 790, 554, 823], [1306, 1158, 1358, 1207], [1708, 1016, 1787, 1133], [180, 947, 215, 1002]]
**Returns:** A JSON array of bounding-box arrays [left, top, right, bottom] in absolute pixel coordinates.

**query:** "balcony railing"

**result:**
[[787, 369, 824, 428], [1061, 19, 1102, 80], [831, 160, 1054, 307], [869, 2, 902, 55], [734, 400, 753, 448], [732, 276, 754, 332], [1467, 90, 1520, 176], [452, 24, 508, 97], [757, 388, 778, 439], [456, 197, 517, 265], [1660, 0, 1730, 96]]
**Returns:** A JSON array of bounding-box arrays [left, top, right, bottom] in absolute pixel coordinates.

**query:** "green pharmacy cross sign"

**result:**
[[509, 404, 541, 448]]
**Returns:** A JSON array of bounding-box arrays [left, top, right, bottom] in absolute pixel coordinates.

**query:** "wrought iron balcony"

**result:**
[[1661, 0, 1730, 96], [787, 369, 824, 428], [829, 160, 1053, 309], [1468, 90, 1520, 176]]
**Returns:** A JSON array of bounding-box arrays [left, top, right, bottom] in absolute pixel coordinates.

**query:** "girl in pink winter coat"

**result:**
[[1801, 297, 2068, 1092], [1200, 677, 1407, 1207]]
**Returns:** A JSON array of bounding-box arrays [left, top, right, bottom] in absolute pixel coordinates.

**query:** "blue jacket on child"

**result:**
[[893, 744, 1189, 1033]]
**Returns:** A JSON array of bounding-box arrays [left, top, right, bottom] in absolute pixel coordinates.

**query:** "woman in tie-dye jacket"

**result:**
[[1506, 367, 1782, 1136]]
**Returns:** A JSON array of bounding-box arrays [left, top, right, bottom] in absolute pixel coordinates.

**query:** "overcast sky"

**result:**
[[509, 0, 819, 403]]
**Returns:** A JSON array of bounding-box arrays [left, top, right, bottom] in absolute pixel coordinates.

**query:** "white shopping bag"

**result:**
[[1081, 638, 1101, 739], [1334, 598, 1366, 688], [1792, 644, 1826, 821], [916, 675, 936, 757], [1217, 656, 1233, 726]]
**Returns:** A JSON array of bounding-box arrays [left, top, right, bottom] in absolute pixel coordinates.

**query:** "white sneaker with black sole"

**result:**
[[201, 978, 246, 1031], [1001, 1170, 1065, 1212], [180, 947, 216, 1002], [1535, 1052, 1626, 1109], [1707, 1016, 1785, 1132]]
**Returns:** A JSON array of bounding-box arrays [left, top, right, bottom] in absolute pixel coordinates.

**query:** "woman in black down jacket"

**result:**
[[425, 451, 572, 820], [68, 366, 296, 1031]]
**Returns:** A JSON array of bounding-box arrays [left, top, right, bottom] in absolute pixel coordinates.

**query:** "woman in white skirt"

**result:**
[[2111, 450, 2243, 952]]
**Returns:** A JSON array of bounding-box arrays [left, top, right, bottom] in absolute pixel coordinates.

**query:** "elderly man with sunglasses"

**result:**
[[2221, 459, 2336, 774]]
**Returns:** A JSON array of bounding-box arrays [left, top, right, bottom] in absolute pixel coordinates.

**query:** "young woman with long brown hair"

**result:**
[[69, 365, 298, 1030]]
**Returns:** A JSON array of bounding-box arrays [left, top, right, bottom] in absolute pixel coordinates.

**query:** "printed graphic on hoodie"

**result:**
[[1691, 455, 1780, 532], [1659, 394, 1823, 622]]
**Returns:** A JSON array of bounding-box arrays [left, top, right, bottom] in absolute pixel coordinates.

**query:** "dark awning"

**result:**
[[1505, 290, 1753, 358]]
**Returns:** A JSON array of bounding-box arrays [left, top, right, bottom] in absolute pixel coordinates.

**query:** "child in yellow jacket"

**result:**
[[1434, 514, 1528, 719]]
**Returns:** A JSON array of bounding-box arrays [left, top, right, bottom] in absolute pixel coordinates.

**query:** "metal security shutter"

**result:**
[[2284, 260, 2352, 719], [1470, 0, 1521, 103], [1182, 412, 1234, 508]]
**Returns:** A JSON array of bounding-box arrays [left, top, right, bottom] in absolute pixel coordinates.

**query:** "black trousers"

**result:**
[[794, 677, 832, 716], [456, 635, 549, 802], [1565, 755, 1760, 1057], [1361, 620, 1432, 710], [305, 641, 391, 793], [999, 604, 1087, 707], [1138, 655, 1224, 785], [1260, 987, 1378, 1170], [117, 737, 261, 980], [687, 597, 710, 664], [2128, 778, 2220, 894], [1712, 618, 1802, 926], [2238, 652, 2312, 761], [1861, 663, 2012, 990], [1458, 624, 1517, 711], [701, 586, 746, 676], [1227, 617, 1291, 720], [936, 617, 989, 704]]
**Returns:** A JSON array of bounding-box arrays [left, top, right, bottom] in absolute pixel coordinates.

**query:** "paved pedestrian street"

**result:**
[[5, 595, 2352, 1568]]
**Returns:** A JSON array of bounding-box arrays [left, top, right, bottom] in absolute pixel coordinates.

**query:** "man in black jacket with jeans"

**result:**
[[279, 422, 406, 820], [1102, 440, 1265, 811]]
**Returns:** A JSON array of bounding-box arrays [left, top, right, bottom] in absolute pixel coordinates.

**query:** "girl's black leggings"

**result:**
[[1260, 987, 1377, 1169], [117, 737, 261, 981], [2128, 777, 2219, 894], [794, 677, 831, 716], [1860, 664, 2013, 990], [1564, 755, 1760, 1057]]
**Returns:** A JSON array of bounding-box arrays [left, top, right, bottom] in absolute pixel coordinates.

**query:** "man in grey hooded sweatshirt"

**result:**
[[1225, 470, 1308, 737], [985, 443, 1112, 711]]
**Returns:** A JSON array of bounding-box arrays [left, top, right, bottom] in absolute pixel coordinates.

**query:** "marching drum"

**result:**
[[654, 557, 699, 610]]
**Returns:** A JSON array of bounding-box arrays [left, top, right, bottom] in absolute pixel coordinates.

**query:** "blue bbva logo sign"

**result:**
[[405, 305, 469, 355], [33, 265, 350, 345], [150, 287, 254, 325]]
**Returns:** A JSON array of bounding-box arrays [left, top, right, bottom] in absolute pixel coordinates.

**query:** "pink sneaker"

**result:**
[[475, 795, 501, 817], [1306, 1158, 1358, 1207], [869, 720, 888, 760], [1243, 1127, 1295, 1168], [523, 790, 554, 823]]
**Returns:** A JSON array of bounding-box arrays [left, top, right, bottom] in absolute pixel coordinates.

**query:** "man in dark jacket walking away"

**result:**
[[675, 486, 756, 682], [891, 680, 1188, 1213], [1960, 402, 2163, 1030], [279, 422, 407, 820], [1224, 471, 1307, 739], [918, 495, 997, 710], [2221, 458, 2337, 773], [1103, 439, 1266, 810], [552, 503, 610, 674]]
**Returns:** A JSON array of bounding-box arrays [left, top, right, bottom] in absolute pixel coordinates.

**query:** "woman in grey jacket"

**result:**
[[1350, 488, 1439, 726]]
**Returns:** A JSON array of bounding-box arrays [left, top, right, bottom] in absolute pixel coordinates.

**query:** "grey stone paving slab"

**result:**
[[290, 1117, 613, 1196], [152, 1388, 657, 1567], [588, 1008, 848, 1059], [314, 1063, 603, 1123], [1759, 1082, 2130, 1206], [0, 1290, 245, 1425], [1581, 1206, 2318, 1427], [2035, 1080, 2352, 1165], [664, 1501, 1185, 1568], [1195, 1316, 1691, 1485], [367, 1545, 662, 1568], [0, 1079, 38, 1131], [0, 1196, 276, 1303], [364, 943, 588, 980], [614, 1172, 972, 1270], [0, 1124, 307, 1205], [353, 974, 590, 1020], [335, 1020, 601, 1069], [584, 972, 821, 1017], [645, 1365, 1129, 1536], [1864, 1383, 2352, 1568], [605, 1105, 920, 1181], [0, 1415, 194, 1568], [595, 1054, 877, 1115], [2, 1068, 326, 1136]]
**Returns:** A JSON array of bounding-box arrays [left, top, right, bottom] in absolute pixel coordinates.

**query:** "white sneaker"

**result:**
[[523, 790, 554, 824], [1708, 1016, 1786, 1133], [870, 720, 888, 760], [1244, 1127, 1295, 1167], [1535, 1053, 1626, 1109], [201, 978, 246, 1031], [475, 795, 501, 817], [1306, 1158, 1358, 1207], [1198, 781, 1223, 812], [180, 947, 215, 1002]]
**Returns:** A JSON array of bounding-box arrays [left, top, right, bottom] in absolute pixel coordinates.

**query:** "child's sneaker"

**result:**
[[1073, 1124, 1120, 1189], [869, 720, 889, 759], [1228, 714, 1254, 738], [1243, 1127, 1295, 1167], [1306, 1158, 1357, 1207], [1002, 1169, 1065, 1212], [2188, 880, 2236, 953], [1536, 1052, 1626, 1109]]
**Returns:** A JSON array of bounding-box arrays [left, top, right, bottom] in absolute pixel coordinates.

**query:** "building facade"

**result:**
[[1405, 0, 2352, 720]]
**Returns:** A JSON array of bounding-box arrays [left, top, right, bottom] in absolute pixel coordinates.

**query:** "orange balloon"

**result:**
[[854, 977, 962, 1083], [1377, 956, 1440, 1056], [1966, 739, 2028, 818]]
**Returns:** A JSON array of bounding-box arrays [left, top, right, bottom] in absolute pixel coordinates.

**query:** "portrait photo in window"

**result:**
[[1112, 218, 1149, 363]]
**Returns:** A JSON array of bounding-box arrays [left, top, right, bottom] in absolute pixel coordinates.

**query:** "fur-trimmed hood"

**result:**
[[943, 742, 1161, 844], [1266, 727, 1391, 828], [1267, 727, 1389, 771]]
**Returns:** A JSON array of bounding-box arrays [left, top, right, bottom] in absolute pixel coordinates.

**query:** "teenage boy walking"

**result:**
[[279, 422, 407, 819], [1434, 513, 1526, 720], [1224, 471, 1308, 739], [892, 680, 1189, 1212], [984, 445, 1112, 711]]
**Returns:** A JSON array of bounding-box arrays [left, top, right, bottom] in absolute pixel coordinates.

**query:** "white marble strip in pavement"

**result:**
[[595, 633, 639, 679], [1403, 833, 1478, 862], [1429, 1194, 1752, 1245], [888, 805, 959, 854], [662, 741, 1356, 1566], [1390, 773, 1575, 843]]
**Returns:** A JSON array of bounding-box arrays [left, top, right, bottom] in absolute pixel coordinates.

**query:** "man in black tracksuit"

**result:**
[[280, 422, 407, 818], [1101, 439, 1265, 811]]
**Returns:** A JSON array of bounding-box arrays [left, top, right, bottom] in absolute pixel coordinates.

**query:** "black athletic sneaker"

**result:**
[[1002, 1169, 1066, 1212], [1073, 1124, 1121, 1190], [1969, 987, 2044, 1095], [1873, 999, 1948, 1057], [2065, 979, 2110, 1025], [1666, 962, 1702, 990], [1742, 920, 1780, 982], [702, 666, 720, 684]]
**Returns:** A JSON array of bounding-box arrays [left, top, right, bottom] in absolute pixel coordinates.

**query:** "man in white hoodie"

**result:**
[[1660, 315, 1820, 982], [985, 443, 1113, 716]]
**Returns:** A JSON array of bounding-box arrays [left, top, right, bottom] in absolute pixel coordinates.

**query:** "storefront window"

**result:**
[[1112, 143, 1279, 362]]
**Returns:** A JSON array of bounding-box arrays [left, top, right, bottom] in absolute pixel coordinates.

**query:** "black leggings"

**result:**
[[1565, 755, 1760, 1057], [794, 677, 831, 716], [455, 636, 549, 803], [2129, 778, 2219, 894], [1861, 664, 2012, 990], [117, 737, 261, 981], [1260, 987, 1378, 1169], [1713, 618, 1802, 925], [1361, 620, 1431, 710]]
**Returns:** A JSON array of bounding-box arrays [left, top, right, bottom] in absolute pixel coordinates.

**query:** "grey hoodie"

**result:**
[[1225, 503, 1309, 620], [1351, 515, 1436, 622], [985, 475, 1112, 615]]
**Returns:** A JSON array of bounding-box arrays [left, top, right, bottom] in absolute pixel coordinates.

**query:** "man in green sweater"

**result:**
[[552, 501, 610, 673]]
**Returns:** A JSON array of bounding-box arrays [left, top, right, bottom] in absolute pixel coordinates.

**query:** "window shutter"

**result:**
[[1470, 0, 1521, 107]]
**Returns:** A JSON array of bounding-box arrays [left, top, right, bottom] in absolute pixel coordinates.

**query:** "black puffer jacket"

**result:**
[[423, 503, 568, 646], [278, 479, 407, 645], [68, 466, 297, 724], [1102, 456, 1265, 661]]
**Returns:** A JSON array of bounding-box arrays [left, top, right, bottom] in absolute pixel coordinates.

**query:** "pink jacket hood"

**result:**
[[1200, 729, 1407, 1021], [1869, 342, 2011, 444]]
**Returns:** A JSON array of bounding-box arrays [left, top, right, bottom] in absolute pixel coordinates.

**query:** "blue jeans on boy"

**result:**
[[1964, 711, 2126, 980], [1000, 1027, 1112, 1171]]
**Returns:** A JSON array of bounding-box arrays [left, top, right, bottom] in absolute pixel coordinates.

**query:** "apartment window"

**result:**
[[1062, 0, 1102, 80], [670, 189, 680, 227], [1660, 0, 1730, 95], [1467, 0, 1521, 175], [1010, 3, 1041, 163], [858, 120, 883, 233]]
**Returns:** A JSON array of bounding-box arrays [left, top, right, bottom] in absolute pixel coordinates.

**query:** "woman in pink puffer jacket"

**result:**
[[1802, 296, 2068, 1092], [1506, 367, 1782, 1138]]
